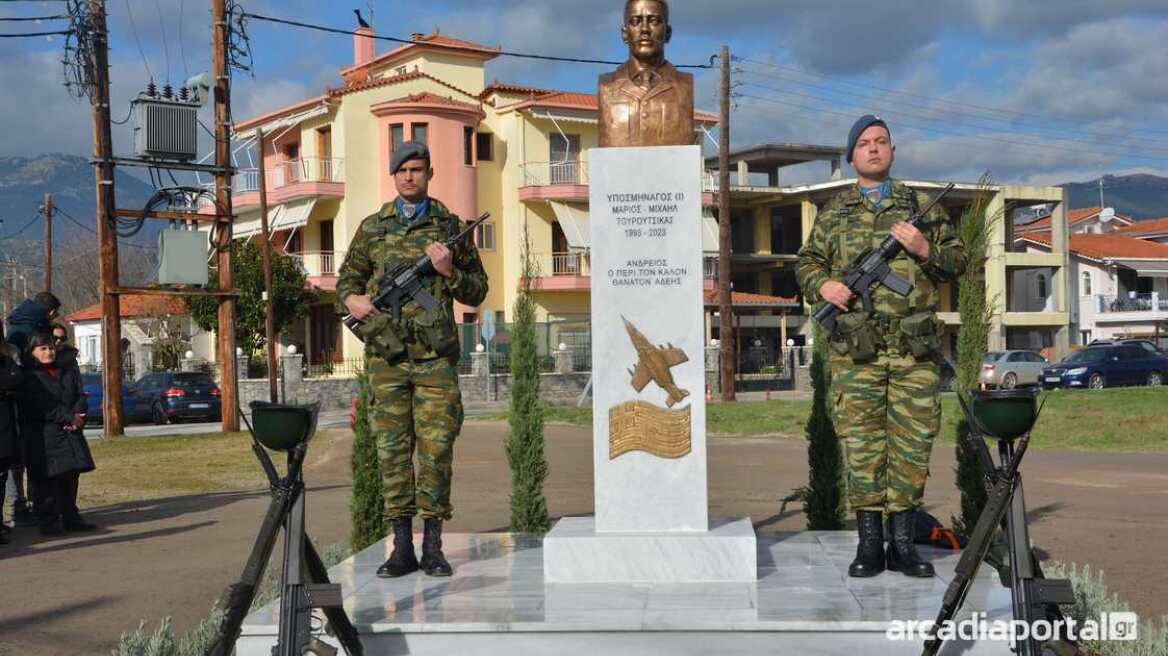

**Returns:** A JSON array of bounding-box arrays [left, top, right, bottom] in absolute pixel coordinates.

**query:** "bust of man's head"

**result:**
[[622, 0, 671, 66]]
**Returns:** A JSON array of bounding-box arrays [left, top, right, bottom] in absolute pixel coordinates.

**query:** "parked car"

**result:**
[[1089, 338, 1165, 355], [979, 350, 1048, 389], [1042, 344, 1168, 390], [80, 373, 135, 424], [129, 372, 221, 424]]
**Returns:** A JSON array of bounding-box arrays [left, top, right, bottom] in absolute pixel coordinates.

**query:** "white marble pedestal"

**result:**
[[543, 517, 757, 583]]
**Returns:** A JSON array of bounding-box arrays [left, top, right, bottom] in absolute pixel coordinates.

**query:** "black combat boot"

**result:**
[[376, 517, 419, 578], [419, 518, 453, 577], [886, 510, 935, 578], [848, 510, 886, 578]]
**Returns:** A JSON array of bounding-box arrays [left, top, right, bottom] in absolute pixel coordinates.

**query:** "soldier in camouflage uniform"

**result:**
[[796, 116, 965, 579], [337, 141, 488, 578]]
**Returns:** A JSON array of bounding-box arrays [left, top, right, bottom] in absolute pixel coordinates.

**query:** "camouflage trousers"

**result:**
[[367, 355, 464, 521], [829, 350, 941, 513]]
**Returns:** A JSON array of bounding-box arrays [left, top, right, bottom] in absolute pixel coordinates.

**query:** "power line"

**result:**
[[736, 57, 1168, 139], [0, 28, 68, 36], [176, 0, 188, 79], [153, 0, 169, 83], [241, 11, 715, 69], [122, 0, 152, 81], [0, 13, 66, 20], [736, 80, 1168, 158], [0, 215, 40, 240], [54, 206, 157, 250], [735, 92, 1168, 163]]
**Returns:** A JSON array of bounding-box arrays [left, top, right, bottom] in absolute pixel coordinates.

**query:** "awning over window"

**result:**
[[233, 199, 316, 239], [701, 208, 719, 255], [1117, 260, 1168, 277], [549, 201, 591, 251]]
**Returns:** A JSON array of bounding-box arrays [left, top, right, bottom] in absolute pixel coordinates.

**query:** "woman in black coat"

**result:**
[[0, 323, 23, 544], [19, 332, 97, 535]]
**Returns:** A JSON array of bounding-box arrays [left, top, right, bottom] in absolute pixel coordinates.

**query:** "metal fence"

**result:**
[[457, 320, 593, 374]]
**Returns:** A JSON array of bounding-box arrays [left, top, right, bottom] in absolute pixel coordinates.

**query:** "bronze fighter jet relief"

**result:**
[[608, 316, 693, 460], [623, 315, 690, 407]]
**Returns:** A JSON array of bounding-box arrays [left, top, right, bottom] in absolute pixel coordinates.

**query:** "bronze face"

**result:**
[[622, 0, 671, 66]]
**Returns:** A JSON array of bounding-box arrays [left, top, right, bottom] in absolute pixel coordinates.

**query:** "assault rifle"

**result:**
[[343, 212, 489, 333], [813, 183, 955, 333]]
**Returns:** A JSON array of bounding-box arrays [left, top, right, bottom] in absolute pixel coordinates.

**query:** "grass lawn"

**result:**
[[480, 387, 1168, 452], [78, 430, 343, 508]]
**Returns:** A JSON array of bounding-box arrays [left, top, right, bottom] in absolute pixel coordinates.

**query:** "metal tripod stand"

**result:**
[[923, 392, 1076, 656], [206, 406, 364, 656]]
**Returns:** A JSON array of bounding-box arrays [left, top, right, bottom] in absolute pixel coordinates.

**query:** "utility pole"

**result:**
[[88, 0, 125, 436], [718, 45, 735, 402], [256, 128, 278, 402], [213, 0, 239, 430], [42, 193, 53, 291]]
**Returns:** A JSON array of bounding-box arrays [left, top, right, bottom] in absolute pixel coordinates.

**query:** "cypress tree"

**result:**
[[506, 224, 550, 533], [952, 176, 998, 535], [803, 326, 846, 530], [349, 371, 386, 552]]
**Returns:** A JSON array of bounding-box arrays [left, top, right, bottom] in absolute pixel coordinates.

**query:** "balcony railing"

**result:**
[[291, 250, 345, 277], [521, 161, 587, 187], [704, 257, 719, 279], [231, 157, 345, 194], [1096, 292, 1167, 314], [530, 251, 585, 277]]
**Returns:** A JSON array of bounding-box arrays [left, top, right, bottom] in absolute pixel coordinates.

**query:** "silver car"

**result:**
[[979, 350, 1048, 389]]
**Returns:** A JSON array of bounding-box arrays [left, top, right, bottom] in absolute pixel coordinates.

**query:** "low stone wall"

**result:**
[[226, 352, 592, 409]]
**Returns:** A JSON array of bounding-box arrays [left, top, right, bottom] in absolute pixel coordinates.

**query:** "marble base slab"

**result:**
[[542, 516, 757, 583], [237, 530, 1016, 656]]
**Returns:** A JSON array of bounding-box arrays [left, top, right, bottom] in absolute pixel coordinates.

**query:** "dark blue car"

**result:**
[[129, 372, 222, 425], [80, 373, 135, 425], [1042, 344, 1168, 390]]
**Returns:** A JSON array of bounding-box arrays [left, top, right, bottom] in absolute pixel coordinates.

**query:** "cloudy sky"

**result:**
[[3, 0, 1167, 186]]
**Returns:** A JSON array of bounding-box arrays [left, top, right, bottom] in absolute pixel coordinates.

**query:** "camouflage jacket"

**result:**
[[336, 198, 488, 361], [796, 180, 965, 320]]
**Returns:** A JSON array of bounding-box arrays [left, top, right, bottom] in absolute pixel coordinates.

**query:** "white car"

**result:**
[[979, 350, 1048, 389]]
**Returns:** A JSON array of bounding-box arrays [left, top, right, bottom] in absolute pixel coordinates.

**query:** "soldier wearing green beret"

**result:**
[[797, 116, 965, 579], [337, 141, 488, 578]]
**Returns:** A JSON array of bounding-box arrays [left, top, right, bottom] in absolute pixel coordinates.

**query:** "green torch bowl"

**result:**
[[969, 388, 1040, 441], [249, 401, 320, 452]]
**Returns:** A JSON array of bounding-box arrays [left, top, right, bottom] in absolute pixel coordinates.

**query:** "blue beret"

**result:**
[[390, 140, 430, 175], [846, 114, 889, 163]]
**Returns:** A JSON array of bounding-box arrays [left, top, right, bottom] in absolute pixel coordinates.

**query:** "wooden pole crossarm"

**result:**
[[110, 286, 239, 297], [115, 208, 220, 223]]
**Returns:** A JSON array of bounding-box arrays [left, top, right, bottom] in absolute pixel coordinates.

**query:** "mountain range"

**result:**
[[0, 153, 159, 254], [1062, 174, 1168, 220]]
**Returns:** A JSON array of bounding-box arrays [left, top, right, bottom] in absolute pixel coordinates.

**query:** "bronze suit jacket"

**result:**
[[598, 61, 695, 147]]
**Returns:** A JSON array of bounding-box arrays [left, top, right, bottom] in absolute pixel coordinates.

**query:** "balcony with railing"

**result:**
[[290, 250, 346, 290], [530, 251, 589, 290], [230, 157, 346, 208], [1093, 292, 1168, 322], [518, 161, 589, 202]]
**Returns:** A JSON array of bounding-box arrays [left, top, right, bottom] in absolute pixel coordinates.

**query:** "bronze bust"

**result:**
[[599, 0, 695, 147]]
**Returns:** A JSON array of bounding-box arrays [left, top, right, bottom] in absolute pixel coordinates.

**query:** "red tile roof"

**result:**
[[380, 91, 481, 110], [1019, 206, 1133, 232], [329, 69, 480, 102], [481, 81, 554, 99], [702, 289, 800, 307], [65, 295, 187, 323], [1017, 232, 1168, 261], [1115, 217, 1168, 236], [414, 33, 501, 54]]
